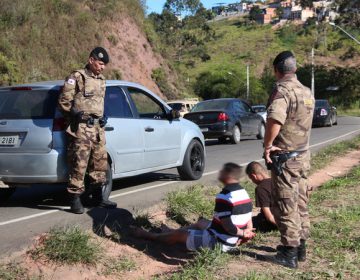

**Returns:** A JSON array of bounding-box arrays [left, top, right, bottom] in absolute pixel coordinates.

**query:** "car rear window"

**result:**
[[315, 100, 328, 108], [192, 100, 229, 112], [252, 106, 266, 113], [0, 89, 58, 119]]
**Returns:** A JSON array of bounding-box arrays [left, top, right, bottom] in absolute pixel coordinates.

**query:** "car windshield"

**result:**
[[168, 103, 183, 111], [192, 100, 229, 112], [315, 100, 329, 108], [0, 89, 58, 119], [252, 105, 266, 113]]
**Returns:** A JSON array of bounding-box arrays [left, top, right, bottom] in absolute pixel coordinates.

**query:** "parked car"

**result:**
[[0, 81, 206, 201], [252, 105, 267, 122], [184, 98, 265, 144], [313, 99, 338, 127], [167, 98, 199, 117]]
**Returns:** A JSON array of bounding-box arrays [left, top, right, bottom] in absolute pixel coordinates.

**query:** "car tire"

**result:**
[[0, 187, 16, 203], [218, 137, 227, 144], [84, 162, 113, 202], [102, 163, 113, 201], [257, 122, 265, 140], [177, 139, 205, 180], [328, 117, 333, 127], [230, 125, 241, 144], [333, 114, 338, 125]]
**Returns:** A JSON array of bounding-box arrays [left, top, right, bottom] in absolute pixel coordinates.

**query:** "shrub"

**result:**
[[31, 226, 101, 265]]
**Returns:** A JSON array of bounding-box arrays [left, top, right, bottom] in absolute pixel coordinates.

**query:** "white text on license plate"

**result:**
[[0, 136, 18, 146], [201, 128, 208, 132]]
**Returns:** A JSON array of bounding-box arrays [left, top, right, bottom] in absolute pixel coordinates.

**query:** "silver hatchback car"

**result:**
[[0, 81, 206, 201]]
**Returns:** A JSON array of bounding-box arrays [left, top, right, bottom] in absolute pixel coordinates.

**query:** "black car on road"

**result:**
[[313, 99, 338, 127], [184, 98, 265, 144]]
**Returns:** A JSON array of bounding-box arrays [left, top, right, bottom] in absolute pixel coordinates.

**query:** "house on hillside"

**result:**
[[291, 5, 315, 21], [269, 0, 292, 9], [256, 7, 277, 24]]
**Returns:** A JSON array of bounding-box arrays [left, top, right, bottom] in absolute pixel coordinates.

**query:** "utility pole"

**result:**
[[246, 64, 250, 100], [311, 47, 315, 97]]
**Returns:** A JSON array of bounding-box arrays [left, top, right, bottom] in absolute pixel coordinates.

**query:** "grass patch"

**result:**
[[31, 226, 101, 265], [166, 185, 218, 225], [308, 166, 360, 278], [0, 263, 39, 280], [166, 246, 230, 280], [102, 257, 136, 276], [337, 107, 360, 117], [310, 135, 360, 172]]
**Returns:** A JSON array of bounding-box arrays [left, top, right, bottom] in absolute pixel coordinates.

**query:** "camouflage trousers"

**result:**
[[66, 125, 107, 194], [271, 150, 311, 247]]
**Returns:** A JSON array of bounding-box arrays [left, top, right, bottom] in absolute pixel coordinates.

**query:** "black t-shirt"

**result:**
[[255, 178, 272, 214]]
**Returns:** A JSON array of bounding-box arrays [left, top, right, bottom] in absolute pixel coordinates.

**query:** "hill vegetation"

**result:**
[[149, 0, 360, 107], [0, 0, 182, 99]]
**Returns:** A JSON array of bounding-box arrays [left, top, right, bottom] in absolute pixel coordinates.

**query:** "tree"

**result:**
[[164, 0, 202, 16], [335, 0, 360, 29], [193, 64, 268, 103], [249, 6, 262, 21], [300, 0, 314, 8], [275, 6, 284, 19]]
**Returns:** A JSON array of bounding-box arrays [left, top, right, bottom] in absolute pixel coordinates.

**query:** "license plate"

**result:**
[[0, 135, 19, 146], [201, 128, 209, 132]]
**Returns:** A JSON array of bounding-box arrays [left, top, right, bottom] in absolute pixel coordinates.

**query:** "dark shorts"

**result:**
[[252, 213, 278, 233], [186, 229, 217, 251]]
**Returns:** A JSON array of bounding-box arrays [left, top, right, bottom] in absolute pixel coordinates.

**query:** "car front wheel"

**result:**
[[102, 163, 113, 201], [178, 139, 205, 180]]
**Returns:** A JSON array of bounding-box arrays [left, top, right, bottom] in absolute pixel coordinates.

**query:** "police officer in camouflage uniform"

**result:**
[[58, 47, 117, 214], [264, 51, 314, 268]]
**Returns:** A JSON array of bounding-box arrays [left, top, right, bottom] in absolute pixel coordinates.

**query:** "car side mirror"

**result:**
[[169, 109, 181, 120]]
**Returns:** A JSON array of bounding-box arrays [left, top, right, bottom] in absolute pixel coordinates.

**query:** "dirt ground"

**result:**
[[2, 150, 360, 280]]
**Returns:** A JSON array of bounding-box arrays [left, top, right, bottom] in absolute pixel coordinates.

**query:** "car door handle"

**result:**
[[145, 127, 154, 132], [105, 126, 114, 131]]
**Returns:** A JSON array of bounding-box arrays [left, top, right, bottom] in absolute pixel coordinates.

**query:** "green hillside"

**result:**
[[175, 17, 360, 104], [0, 0, 183, 99], [0, 0, 135, 82]]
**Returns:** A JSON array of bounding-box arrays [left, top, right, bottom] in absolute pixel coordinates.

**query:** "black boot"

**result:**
[[273, 246, 298, 269], [69, 193, 85, 214], [298, 239, 306, 262], [91, 184, 117, 209]]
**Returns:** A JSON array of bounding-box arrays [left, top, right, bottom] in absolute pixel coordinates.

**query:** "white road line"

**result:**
[[1, 129, 360, 227]]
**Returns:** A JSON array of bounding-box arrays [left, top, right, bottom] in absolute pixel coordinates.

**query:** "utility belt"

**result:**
[[266, 151, 304, 176], [70, 113, 107, 132], [78, 115, 107, 128]]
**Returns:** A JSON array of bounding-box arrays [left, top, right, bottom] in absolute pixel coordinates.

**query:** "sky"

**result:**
[[146, 0, 241, 14]]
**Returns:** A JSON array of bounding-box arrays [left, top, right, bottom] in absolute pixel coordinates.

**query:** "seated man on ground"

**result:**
[[133, 162, 256, 252], [246, 161, 278, 232]]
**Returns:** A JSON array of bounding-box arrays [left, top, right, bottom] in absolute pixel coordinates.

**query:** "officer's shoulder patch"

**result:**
[[304, 98, 313, 106], [66, 78, 76, 85]]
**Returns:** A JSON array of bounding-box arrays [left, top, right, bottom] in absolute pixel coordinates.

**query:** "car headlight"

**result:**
[[320, 109, 328, 116]]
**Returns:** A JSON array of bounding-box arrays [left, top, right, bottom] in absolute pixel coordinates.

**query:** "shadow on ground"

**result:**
[[87, 207, 193, 266]]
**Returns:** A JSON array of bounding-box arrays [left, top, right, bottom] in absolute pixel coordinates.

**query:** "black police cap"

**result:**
[[273, 51, 294, 66], [90, 47, 109, 64]]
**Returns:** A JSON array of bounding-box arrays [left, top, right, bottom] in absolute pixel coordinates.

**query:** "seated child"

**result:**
[[246, 161, 278, 232], [133, 163, 255, 252]]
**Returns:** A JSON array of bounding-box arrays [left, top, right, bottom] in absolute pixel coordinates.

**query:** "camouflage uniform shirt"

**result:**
[[267, 74, 315, 151], [58, 66, 106, 138]]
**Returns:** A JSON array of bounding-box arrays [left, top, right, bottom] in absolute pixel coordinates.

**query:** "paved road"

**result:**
[[1, 116, 360, 256]]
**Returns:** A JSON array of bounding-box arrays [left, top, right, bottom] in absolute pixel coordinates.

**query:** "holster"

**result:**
[[69, 109, 84, 133], [266, 151, 299, 176]]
